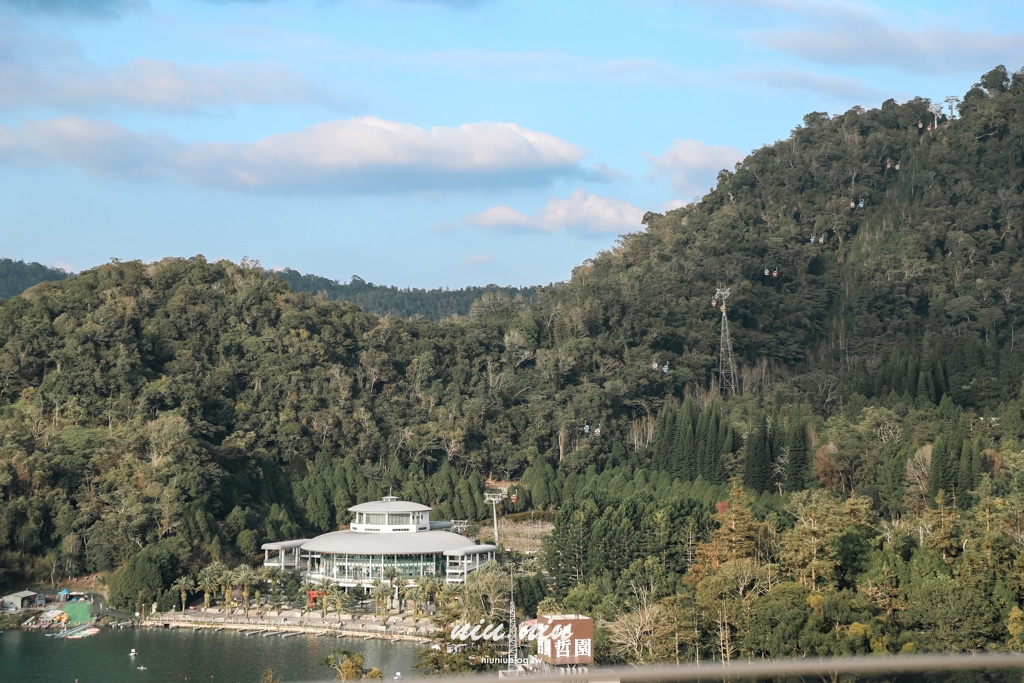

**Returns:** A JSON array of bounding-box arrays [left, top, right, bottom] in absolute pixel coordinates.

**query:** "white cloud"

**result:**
[[734, 67, 889, 100], [715, 0, 1024, 74], [0, 116, 596, 192], [2, 117, 176, 178], [645, 139, 745, 201], [334, 47, 692, 86], [0, 23, 335, 112], [464, 253, 494, 264], [466, 188, 645, 235], [0, 0, 141, 18], [469, 205, 534, 229], [757, 24, 1024, 75]]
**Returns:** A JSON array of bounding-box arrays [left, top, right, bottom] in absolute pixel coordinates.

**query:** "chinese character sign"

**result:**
[[535, 616, 594, 665]]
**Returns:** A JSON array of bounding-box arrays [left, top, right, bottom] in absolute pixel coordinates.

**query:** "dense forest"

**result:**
[[4, 65, 1024, 660], [272, 269, 536, 320], [0, 259, 535, 322], [0, 258, 69, 299]]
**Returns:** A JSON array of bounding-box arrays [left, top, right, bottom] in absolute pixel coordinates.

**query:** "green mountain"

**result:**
[[271, 268, 536, 320], [3, 67, 1024, 658], [0, 258, 69, 299]]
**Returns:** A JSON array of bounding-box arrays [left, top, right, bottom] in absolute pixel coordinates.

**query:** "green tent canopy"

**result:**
[[63, 601, 93, 625]]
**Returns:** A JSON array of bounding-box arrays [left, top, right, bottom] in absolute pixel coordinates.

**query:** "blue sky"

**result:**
[[1, 0, 1022, 288]]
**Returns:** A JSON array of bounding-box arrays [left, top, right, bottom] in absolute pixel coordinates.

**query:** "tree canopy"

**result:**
[[6, 67, 1024, 658]]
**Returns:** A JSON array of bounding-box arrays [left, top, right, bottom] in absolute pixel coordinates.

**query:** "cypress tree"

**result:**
[[713, 424, 732, 483], [929, 437, 947, 501], [852, 361, 872, 397], [701, 402, 722, 481], [674, 404, 696, 480], [916, 371, 931, 405], [770, 412, 786, 489], [785, 418, 809, 492], [532, 477, 551, 510], [972, 444, 983, 492], [906, 354, 919, 398], [743, 414, 772, 493], [652, 403, 674, 472], [956, 441, 975, 505], [693, 404, 711, 480], [935, 361, 949, 401]]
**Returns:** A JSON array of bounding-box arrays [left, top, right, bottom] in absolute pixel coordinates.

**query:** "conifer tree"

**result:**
[[653, 404, 677, 473], [743, 414, 772, 493], [928, 437, 948, 502], [673, 404, 695, 480], [785, 417, 809, 492]]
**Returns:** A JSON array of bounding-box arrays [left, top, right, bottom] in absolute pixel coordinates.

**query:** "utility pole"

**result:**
[[929, 104, 943, 129], [714, 287, 738, 396], [484, 491, 507, 547]]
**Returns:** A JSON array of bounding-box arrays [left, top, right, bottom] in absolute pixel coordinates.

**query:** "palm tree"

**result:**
[[220, 567, 235, 615], [299, 578, 317, 626], [234, 565, 259, 620], [435, 582, 466, 624], [262, 565, 283, 588], [405, 586, 423, 624], [330, 587, 355, 624], [196, 567, 219, 622], [317, 576, 334, 620], [170, 575, 195, 617], [413, 575, 436, 616], [370, 580, 390, 623], [382, 565, 401, 611], [258, 566, 281, 616]]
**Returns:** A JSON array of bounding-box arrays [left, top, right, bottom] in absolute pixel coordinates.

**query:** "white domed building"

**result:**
[[261, 496, 495, 586]]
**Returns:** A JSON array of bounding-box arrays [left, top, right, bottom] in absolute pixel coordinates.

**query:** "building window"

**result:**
[[364, 513, 386, 525], [388, 513, 411, 525]]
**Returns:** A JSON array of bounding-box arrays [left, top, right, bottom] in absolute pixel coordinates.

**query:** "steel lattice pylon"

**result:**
[[507, 573, 519, 671], [714, 287, 738, 396]]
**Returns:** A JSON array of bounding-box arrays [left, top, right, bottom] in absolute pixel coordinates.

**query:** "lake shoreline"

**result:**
[[2, 621, 422, 682], [142, 617, 434, 643], [141, 608, 436, 644]]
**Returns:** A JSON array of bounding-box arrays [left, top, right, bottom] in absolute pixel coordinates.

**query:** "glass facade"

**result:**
[[310, 552, 446, 584], [280, 498, 494, 585]]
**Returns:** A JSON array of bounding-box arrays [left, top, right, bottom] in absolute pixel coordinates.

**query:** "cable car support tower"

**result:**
[[714, 287, 738, 396]]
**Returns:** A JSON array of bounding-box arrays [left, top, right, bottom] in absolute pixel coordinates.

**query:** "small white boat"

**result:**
[[137, 665, 147, 670], [130, 649, 137, 656]]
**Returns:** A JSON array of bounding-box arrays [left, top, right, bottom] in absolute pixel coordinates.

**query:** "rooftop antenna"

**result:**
[[944, 95, 961, 119], [714, 286, 738, 396], [929, 104, 943, 129], [484, 490, 507, 547]]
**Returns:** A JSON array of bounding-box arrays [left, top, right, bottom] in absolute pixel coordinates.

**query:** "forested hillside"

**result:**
[[4, 66, 1024, 658], [272, 268, 536, 320], [0, 258, 69, 299]]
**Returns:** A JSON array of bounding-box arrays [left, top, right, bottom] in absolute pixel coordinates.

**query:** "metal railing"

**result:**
[[286, 653, 1024, 683]]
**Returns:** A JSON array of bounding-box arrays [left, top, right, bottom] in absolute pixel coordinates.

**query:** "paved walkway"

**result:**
[[145, 607, 436, 642]]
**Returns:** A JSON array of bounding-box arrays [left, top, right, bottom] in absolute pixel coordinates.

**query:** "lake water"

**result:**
[[0, 627, 421, 683]]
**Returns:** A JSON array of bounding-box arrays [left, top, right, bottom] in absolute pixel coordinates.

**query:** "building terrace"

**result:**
[[261, 496, 495, 588]]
